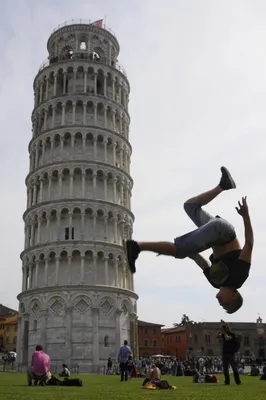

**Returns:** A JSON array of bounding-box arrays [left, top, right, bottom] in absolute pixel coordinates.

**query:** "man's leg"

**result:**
[[120, 362, 125, 381], [27, 369, 33, 386], [125, 167, 236, 273], [182, 166, 236, 227], [125, 366, 128, 382], [228, 354, 241, 385], [222, 354, 230, 385]]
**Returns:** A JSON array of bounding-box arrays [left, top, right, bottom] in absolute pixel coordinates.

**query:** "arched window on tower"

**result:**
[[90, 52, 100, 61], [104, 336, 109, 347], [80, 41, 87, 50]]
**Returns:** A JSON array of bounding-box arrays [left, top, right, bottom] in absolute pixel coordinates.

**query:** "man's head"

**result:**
[[35, 345, 43, 351], [216, 287, 243, 314], [124, 340, 128, 346]]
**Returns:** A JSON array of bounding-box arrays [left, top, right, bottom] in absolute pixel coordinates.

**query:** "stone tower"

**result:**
[[17, 20, 138, 371]]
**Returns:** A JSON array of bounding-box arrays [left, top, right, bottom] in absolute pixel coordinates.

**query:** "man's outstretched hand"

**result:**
[[236, 196, 249, 217]]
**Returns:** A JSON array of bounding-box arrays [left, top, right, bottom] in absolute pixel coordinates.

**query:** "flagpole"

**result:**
[[104, 15, 107, 28]]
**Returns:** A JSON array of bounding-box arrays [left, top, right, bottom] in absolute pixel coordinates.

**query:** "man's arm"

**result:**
[[236, 197, 254, 263], [189, 254, 211, 270], [117, 347, 121, 362], [239, 214, 254, 263]]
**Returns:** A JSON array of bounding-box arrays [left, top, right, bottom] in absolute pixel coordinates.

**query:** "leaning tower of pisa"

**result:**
[[17, 20, 138, 371]]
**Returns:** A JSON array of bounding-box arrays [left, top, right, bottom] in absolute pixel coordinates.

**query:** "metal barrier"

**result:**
[[50, 20, 117, 39], [38, 55, 127, 76]]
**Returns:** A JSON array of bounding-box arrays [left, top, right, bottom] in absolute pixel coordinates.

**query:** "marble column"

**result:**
[[93, 173, 97, 198], [40, 309, 48, 351], [104, 175, 107, 200], [103, 139, 108, 162], [80, 255, 85, 283], [45, 79, 49, 100], [65, 307, 73, 366], [104, 257, 109, 285], [82, 172, 86, 197], [113, 217, 118, 243], [63, 72, 67, 94], [68, 256, 72, 284], [104, 215, 108, 241], [28, 187, 32, 207], [81, 213, 85, 240], [113, 178, 117, 203], [22, 265, 27, 291], [30, 223, 35, 246], [73, 70, 77, 92], [114, 259, 119, 286], [69, 172, 74, 197], [35, 260, 39, 287], [53, 74, 57, 96], [94, 74, 97, 94], [39, 179, 44, 202], [84, 70, 88, 92], [112, 144, 116, 166], [44, 258, 48, 286], [115, 310, 122, 353], [103, 74, 107, 96], [83, 102, 86, 124], [72, 102, 76, 124], [94, 105, 97, 125], [55, 256, 60, 285], [62, 104, 65, 125], [56, 215, 61, 240], [28, 264, 33, 289], [92, 307, 99, 372], [37, 218, 41, 243], [93, 137, 97, 158], [92, 256, 97, 284]]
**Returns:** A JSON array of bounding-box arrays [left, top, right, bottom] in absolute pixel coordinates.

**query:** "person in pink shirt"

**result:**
[[27, 345, 51, 386]]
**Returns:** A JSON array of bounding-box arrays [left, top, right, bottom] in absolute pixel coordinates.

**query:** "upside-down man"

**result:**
[[125, 167, 254, 314]]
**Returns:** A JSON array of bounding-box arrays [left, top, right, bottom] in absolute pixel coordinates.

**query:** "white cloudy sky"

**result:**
[[1, 0, 265, 328]]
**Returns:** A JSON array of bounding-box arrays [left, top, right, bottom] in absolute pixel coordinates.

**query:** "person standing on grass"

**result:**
[[106, 358, 112, 375], [217, 322, 241, 385], [117, 340, 132, 382], [125, 166, 254, 314]]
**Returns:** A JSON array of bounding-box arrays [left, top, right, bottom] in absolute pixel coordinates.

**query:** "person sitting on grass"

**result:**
[[260, 363, 266, 380], [142, 363, 161, 386], [27, 345, 51, 386], [249, 365, 260, 376], [59, 363, 71, 378]]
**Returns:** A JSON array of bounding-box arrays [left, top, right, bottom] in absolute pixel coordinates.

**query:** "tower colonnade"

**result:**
[[21, 247, 133, 293], [24, 202, 133, 249], [32, 97, 130, 139], [34, 64, 129, 111], [29, 129, 131, 175], [26, 164, 132, 211]]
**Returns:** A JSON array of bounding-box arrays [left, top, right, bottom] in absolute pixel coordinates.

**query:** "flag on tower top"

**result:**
[[92, 19, 104, 28]]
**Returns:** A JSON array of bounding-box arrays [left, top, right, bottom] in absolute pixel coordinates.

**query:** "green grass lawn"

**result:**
[[0, 373, 265, 400]]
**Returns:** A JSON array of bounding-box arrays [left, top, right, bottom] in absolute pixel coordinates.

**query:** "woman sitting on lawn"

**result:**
[[142, 364, 161, 386], [59, 364, 71, 378]]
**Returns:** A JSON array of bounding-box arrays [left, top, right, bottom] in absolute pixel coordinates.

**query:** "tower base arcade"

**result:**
[[17, 286, 138, 372]]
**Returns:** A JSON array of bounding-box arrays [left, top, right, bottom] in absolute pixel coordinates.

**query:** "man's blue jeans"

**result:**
[[174, 203, 236, 259]]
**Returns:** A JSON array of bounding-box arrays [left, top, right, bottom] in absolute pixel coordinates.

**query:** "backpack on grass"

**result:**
[[205, 374, 218, 383]]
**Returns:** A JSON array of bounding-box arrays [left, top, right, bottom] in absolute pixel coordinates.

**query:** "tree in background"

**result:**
[[173, 314, 195, 328]]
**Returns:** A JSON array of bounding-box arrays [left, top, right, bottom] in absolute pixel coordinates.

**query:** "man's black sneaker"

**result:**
[[219, 166, 236, 190], [124, 240, 140, 274]]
